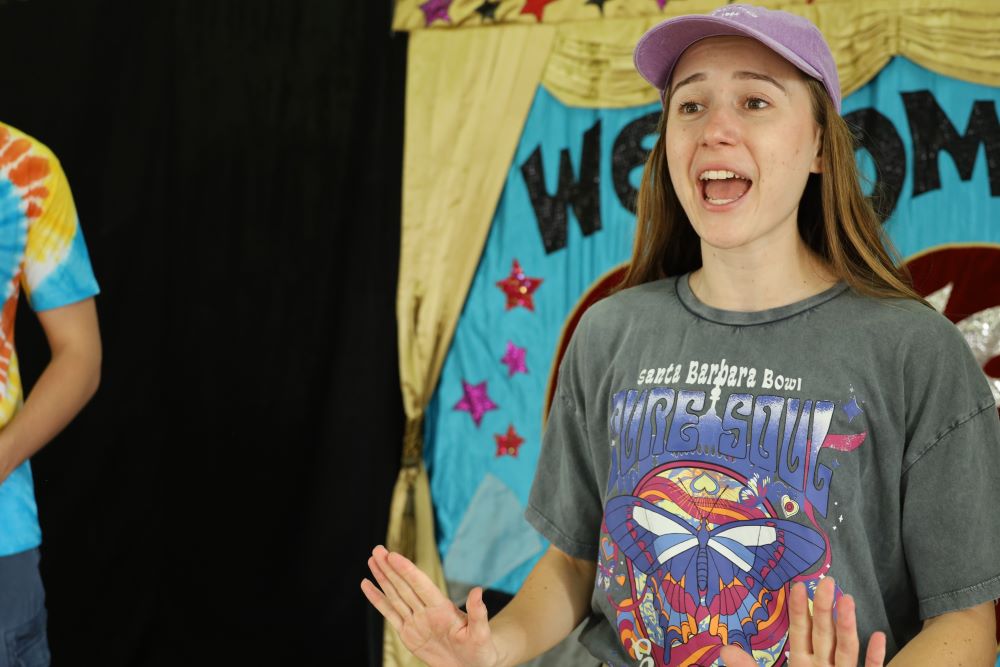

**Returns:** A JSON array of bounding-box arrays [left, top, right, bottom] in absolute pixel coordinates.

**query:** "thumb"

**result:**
[[466, 586, 491, 641], [719, 645, 756, 667]]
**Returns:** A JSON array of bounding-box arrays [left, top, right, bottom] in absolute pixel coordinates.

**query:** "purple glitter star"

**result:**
[[500, 341, 528, 377], [420, 0, 452, 25], [453, 380, 498, 427]]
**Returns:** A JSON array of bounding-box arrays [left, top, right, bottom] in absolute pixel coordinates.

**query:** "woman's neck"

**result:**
[[689, 236, 837, 312]]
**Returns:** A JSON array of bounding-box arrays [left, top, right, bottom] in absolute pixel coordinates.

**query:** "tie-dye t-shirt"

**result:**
[[0, 122, 99, 556]]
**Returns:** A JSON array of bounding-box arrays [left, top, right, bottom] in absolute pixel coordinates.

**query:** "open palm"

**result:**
[[362, 545, 500, 667]]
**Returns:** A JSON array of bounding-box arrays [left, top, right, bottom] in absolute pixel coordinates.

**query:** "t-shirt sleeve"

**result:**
[[21, 155, 100, 311], [900, 320, 1000, 619], [524, 317, 603, 562]]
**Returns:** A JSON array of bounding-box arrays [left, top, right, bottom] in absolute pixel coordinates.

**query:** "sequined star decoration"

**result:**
[[496, 259, 543, 311], [520, 0, 556, 21], [927, 282, 1000, 405], [475, 0, 501, 20], [420, 0, 452, 26], [500, 341, 528, 377], [454, 380, 498, 427], [495, 424, 525, 457]]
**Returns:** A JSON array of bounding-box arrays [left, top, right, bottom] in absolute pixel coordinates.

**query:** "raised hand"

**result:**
[[720, 578, 887, 667], [361, 545, 501, 667]]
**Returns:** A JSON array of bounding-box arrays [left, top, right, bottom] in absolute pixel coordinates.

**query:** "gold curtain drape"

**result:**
[[386, 24, 555, 666], [385, 1, 1000, 664]]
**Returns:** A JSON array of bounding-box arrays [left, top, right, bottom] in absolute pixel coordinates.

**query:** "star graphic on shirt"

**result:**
[[419, 0, 453, 25], [475, 0, 501, 20], [500, 341, 528, 376], [842, 396, 863, 422], [495, 424, 525, 457], [496, 259, 542, 311], [453, 380, 498, 427], [520, 0, 556, 21]]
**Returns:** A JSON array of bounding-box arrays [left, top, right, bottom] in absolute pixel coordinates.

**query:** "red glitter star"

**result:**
[[520, 0, 557, 21], [494, 424, 525, 458], [496, 259, 543, 311]]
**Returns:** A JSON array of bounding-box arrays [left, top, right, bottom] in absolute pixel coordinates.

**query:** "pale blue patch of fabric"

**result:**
[[443, 473, 543, 587]]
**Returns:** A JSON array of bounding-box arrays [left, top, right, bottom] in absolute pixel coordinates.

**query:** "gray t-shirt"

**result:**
[[526, 275, 1000, 667]]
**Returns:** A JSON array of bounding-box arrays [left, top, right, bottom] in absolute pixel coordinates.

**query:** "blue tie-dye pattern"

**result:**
[[29, 219, 100, 311]]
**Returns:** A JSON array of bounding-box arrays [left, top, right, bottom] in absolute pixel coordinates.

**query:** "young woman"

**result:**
[[362, 6, 1000, 666]]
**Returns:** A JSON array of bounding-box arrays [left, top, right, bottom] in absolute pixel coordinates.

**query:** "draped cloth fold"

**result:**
[[385, 24, 555, 666]]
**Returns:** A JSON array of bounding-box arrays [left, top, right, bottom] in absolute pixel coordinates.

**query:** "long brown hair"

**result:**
[[618, 76, 927, 305]]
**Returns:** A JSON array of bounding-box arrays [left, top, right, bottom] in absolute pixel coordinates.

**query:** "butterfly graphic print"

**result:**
[[602, 466, 827, 665]]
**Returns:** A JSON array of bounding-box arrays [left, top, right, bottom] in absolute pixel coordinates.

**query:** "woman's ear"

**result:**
[[810, 128, 823, 174]]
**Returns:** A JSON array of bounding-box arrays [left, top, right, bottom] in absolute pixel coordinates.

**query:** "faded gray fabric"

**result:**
[[526, 275, 1000, 667]]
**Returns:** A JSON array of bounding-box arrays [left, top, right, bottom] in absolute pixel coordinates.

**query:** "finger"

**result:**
[[466, 586, 490, 642], [719, 645, 757, 667], [864, 631, 887, 667], [368, 555, 413, 620], [787, 581, 813, 661], [811, 577, 837, 663], [376, 550, 427, 614], [387, 550, 450, 608], [833, 594, 860, 667], [361, 578, 404, 631]]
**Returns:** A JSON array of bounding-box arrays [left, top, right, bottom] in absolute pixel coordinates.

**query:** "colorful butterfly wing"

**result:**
[[605, 495, 698, 576], [708, 518, 825, 587], [605, 495, 700, 661], [703, 518, 826, 648]]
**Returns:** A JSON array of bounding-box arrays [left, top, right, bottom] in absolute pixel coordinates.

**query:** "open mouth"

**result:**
[[698, 170, 752, 206]]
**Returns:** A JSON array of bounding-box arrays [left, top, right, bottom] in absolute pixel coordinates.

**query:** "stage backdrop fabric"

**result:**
[[391, 1, 1000, 664]]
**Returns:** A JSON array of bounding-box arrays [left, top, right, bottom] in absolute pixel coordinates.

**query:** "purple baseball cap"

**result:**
[[634, 4, 841, 112]]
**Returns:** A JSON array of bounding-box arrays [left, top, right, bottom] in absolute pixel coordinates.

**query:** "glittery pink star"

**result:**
[[453, 380, 498, 427], [496, 259, 543, 311], [420, 0, 452, 25], [494, 424, 525, 458], [500, 341, 528, 377]]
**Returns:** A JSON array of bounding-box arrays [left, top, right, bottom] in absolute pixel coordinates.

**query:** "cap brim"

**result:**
[[634, 15, 824, 98]]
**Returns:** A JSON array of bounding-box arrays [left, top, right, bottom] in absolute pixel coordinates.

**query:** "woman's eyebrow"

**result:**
[[734, 71, 787, 93], [670, 70, 787, 98], [669, 72, 706, 98]]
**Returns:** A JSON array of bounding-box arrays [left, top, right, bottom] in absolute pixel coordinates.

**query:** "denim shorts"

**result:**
[[0, 549, 49, 667]]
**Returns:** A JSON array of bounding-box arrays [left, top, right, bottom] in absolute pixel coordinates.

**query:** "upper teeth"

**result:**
[[699, 170, 746, 180]]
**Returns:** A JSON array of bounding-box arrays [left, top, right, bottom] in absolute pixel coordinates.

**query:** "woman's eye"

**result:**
[[746, 97, 770, 110], [679, 102, 702, 114]]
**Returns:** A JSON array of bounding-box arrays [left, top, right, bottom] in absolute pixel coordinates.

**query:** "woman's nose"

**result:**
[[700, 106, 741, 147]]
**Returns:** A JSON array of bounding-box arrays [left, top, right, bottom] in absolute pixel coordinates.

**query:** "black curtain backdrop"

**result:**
[[0, 1, 404, 664]]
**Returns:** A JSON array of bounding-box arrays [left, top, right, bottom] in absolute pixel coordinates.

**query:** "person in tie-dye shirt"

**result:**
[[0, 122, 101, 666]]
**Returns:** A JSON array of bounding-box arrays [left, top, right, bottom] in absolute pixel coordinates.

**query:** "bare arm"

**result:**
[[0, 298, 101, 483], [887, 601, 996, 667], [490, 544, 596, 667]]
